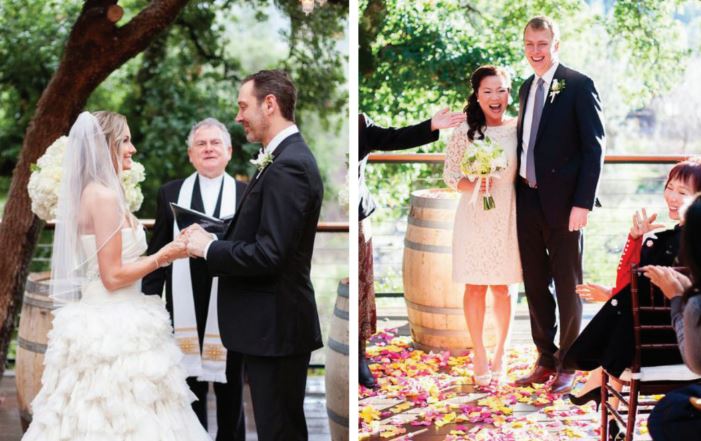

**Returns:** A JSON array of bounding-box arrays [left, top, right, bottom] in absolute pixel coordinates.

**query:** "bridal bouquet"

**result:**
[[28, 136, 146, 221], [459, 136, 507, 210]]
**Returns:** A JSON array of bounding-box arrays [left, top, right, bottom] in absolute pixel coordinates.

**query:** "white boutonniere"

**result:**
[[549, 79, 566, 103], [250, 149, 273, 177]]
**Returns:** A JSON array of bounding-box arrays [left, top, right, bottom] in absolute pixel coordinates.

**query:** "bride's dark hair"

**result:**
[[464, 65, 511, 142]]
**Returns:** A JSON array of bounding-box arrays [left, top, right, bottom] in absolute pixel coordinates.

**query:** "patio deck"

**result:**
[[358, 297, 655, 441], [0, 372, 331, 441]]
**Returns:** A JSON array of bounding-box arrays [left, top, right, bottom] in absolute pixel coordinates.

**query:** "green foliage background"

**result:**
[[0, 0, 348, 219]]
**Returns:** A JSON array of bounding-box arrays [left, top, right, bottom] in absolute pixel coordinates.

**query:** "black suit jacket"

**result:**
[[206, 132, 324, 357], [358, 114, 439, 220], [142, 176, 246, 326], [516, 63, 605, 227]]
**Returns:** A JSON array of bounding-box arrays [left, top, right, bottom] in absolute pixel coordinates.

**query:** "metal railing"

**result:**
[[366, 153, 692, 300]]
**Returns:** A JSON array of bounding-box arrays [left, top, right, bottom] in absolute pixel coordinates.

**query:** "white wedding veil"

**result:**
[[50, 111, 128, 303]]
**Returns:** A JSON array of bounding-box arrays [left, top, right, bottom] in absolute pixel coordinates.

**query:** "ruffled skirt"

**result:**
[[22, 290, 211, 441]]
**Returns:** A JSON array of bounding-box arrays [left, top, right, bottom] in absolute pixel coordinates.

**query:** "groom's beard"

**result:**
[[245, 118, 271, 144]]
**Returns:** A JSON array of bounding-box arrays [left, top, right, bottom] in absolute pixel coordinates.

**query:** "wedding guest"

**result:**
[[358, 109, 464, 388], [443, 65, 521, 386], [143, 118, 247, 440], [514, 15, 605, 394], [563, 158, 701, 437], [645, 194, 701, 441]]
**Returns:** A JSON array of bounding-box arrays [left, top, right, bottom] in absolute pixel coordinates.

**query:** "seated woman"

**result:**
[[644, 194, 701, 441], [562, 157, 701, 410]]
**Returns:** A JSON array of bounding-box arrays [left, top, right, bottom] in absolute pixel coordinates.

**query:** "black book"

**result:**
[[169, 202, 232, 234]]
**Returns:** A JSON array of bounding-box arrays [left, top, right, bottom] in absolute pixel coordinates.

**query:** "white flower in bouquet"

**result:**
[[121, 161, 146, 212], [459, 136, 508, 210], [28, 136, 146, 221]]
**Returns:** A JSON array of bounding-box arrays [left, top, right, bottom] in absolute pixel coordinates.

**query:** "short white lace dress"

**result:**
[[443, 119, 523, 285]]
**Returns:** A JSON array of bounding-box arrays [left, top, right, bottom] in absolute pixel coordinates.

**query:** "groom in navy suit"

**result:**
[[514, 16, 605, 393]]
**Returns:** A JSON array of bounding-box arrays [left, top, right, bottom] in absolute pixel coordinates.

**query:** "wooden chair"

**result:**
[[600, 264, 701, 440]]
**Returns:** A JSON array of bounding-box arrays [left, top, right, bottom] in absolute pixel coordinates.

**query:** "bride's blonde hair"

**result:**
[[92, 111, 128, 174]]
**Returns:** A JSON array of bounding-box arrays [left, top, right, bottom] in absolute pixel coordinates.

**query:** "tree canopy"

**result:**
[[0, 0, 349, 216]]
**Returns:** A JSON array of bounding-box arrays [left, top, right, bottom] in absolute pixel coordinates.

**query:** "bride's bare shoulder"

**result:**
[[82, 182, 119, 204]]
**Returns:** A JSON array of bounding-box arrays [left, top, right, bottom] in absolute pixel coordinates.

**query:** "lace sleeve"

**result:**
[[443, 126, 467, 190]]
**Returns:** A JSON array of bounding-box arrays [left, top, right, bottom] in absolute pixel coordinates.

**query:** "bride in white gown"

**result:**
[[22, 111, 212, 441]]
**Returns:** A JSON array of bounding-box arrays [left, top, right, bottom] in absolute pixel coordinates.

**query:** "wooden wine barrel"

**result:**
[[325, 278, 349, 441], [402, 189, 496, 354], [15, 272, 55, 431]]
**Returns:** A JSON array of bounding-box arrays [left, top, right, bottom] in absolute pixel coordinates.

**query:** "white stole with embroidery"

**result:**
[[172, 172, 236, 383]]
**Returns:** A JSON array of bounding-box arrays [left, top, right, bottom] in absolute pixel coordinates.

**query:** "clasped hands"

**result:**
[[158, 224, 214, 263]]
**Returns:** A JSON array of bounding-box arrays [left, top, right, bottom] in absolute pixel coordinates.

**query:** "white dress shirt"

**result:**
[[519, 61, 559, 179], [202, 124, 299, 260], [198, 173, 224, 216]]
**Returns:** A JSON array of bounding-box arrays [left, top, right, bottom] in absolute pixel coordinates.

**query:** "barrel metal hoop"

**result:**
[[18, 336, 47, 354], [407, 216, 453, 230], [326, 407, 349, 427], [404, 298, 463, 315], [403, 239, 452, 254], [25, 278, 51, 296], [337, 283, 349, 299], [410, 195, 459, 209], [22, 295, 57, 311], [333, 305, 349, 321], [410, 324, 467, 336], [327, 337, 349, 355]]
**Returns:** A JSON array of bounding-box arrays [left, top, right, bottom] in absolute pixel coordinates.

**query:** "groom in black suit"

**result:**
[[185, 70, 323, 441], [514, 16, 605, 393]]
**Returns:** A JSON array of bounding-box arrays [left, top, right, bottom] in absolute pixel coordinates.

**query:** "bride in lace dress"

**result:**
[[443, 66, 522, 386], [22, 111, 212, 440]]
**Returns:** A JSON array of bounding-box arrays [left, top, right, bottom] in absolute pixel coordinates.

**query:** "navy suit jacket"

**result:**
[[516, 63, 605, 227]]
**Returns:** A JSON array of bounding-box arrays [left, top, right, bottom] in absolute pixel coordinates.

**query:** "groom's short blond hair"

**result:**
[[524, 16, 560, 43]]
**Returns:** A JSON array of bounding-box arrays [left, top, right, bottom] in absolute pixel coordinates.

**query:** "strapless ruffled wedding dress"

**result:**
[[22, 226, 211, 441]]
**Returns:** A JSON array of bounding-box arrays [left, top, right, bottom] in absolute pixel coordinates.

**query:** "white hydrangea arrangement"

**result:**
[[28, 136, 146, 221]]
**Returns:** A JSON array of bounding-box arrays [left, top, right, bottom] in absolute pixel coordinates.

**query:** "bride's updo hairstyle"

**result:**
[[464, 65, 511, 142], [92, 111, 128, 174]]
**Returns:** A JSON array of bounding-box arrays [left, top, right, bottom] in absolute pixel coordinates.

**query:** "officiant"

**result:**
[[143, 117, 247, 441]]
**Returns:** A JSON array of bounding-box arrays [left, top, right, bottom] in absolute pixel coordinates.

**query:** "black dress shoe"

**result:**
[[359, 356, 377, 388], [566, 387, 602, 410]]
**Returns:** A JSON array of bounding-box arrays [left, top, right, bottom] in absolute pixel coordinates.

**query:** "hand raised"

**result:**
[[630, 208, 664, 239], [431, 108, 466, 131]]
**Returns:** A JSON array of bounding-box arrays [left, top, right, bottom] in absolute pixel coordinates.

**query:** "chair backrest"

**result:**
[[630, 264, 689, 374]]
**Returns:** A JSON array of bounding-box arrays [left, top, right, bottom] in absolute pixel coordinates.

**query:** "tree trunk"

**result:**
[[0, 0, 190, 380]]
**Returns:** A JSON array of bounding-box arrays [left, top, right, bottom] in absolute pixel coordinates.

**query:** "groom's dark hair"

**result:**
[[242, 70, 297, 122]]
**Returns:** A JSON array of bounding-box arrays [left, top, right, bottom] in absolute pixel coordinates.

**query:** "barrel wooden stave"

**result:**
[[15, 271, 54, 431], [325, 279, 349, 441], [403, 189, 497, 354]]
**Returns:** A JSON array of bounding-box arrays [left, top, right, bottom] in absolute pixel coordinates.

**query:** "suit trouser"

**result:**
[[648, 384, 701, 440], [244, 352, 311, 441], [516, 183, 583, 370], [187, 351, 245, 441]]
